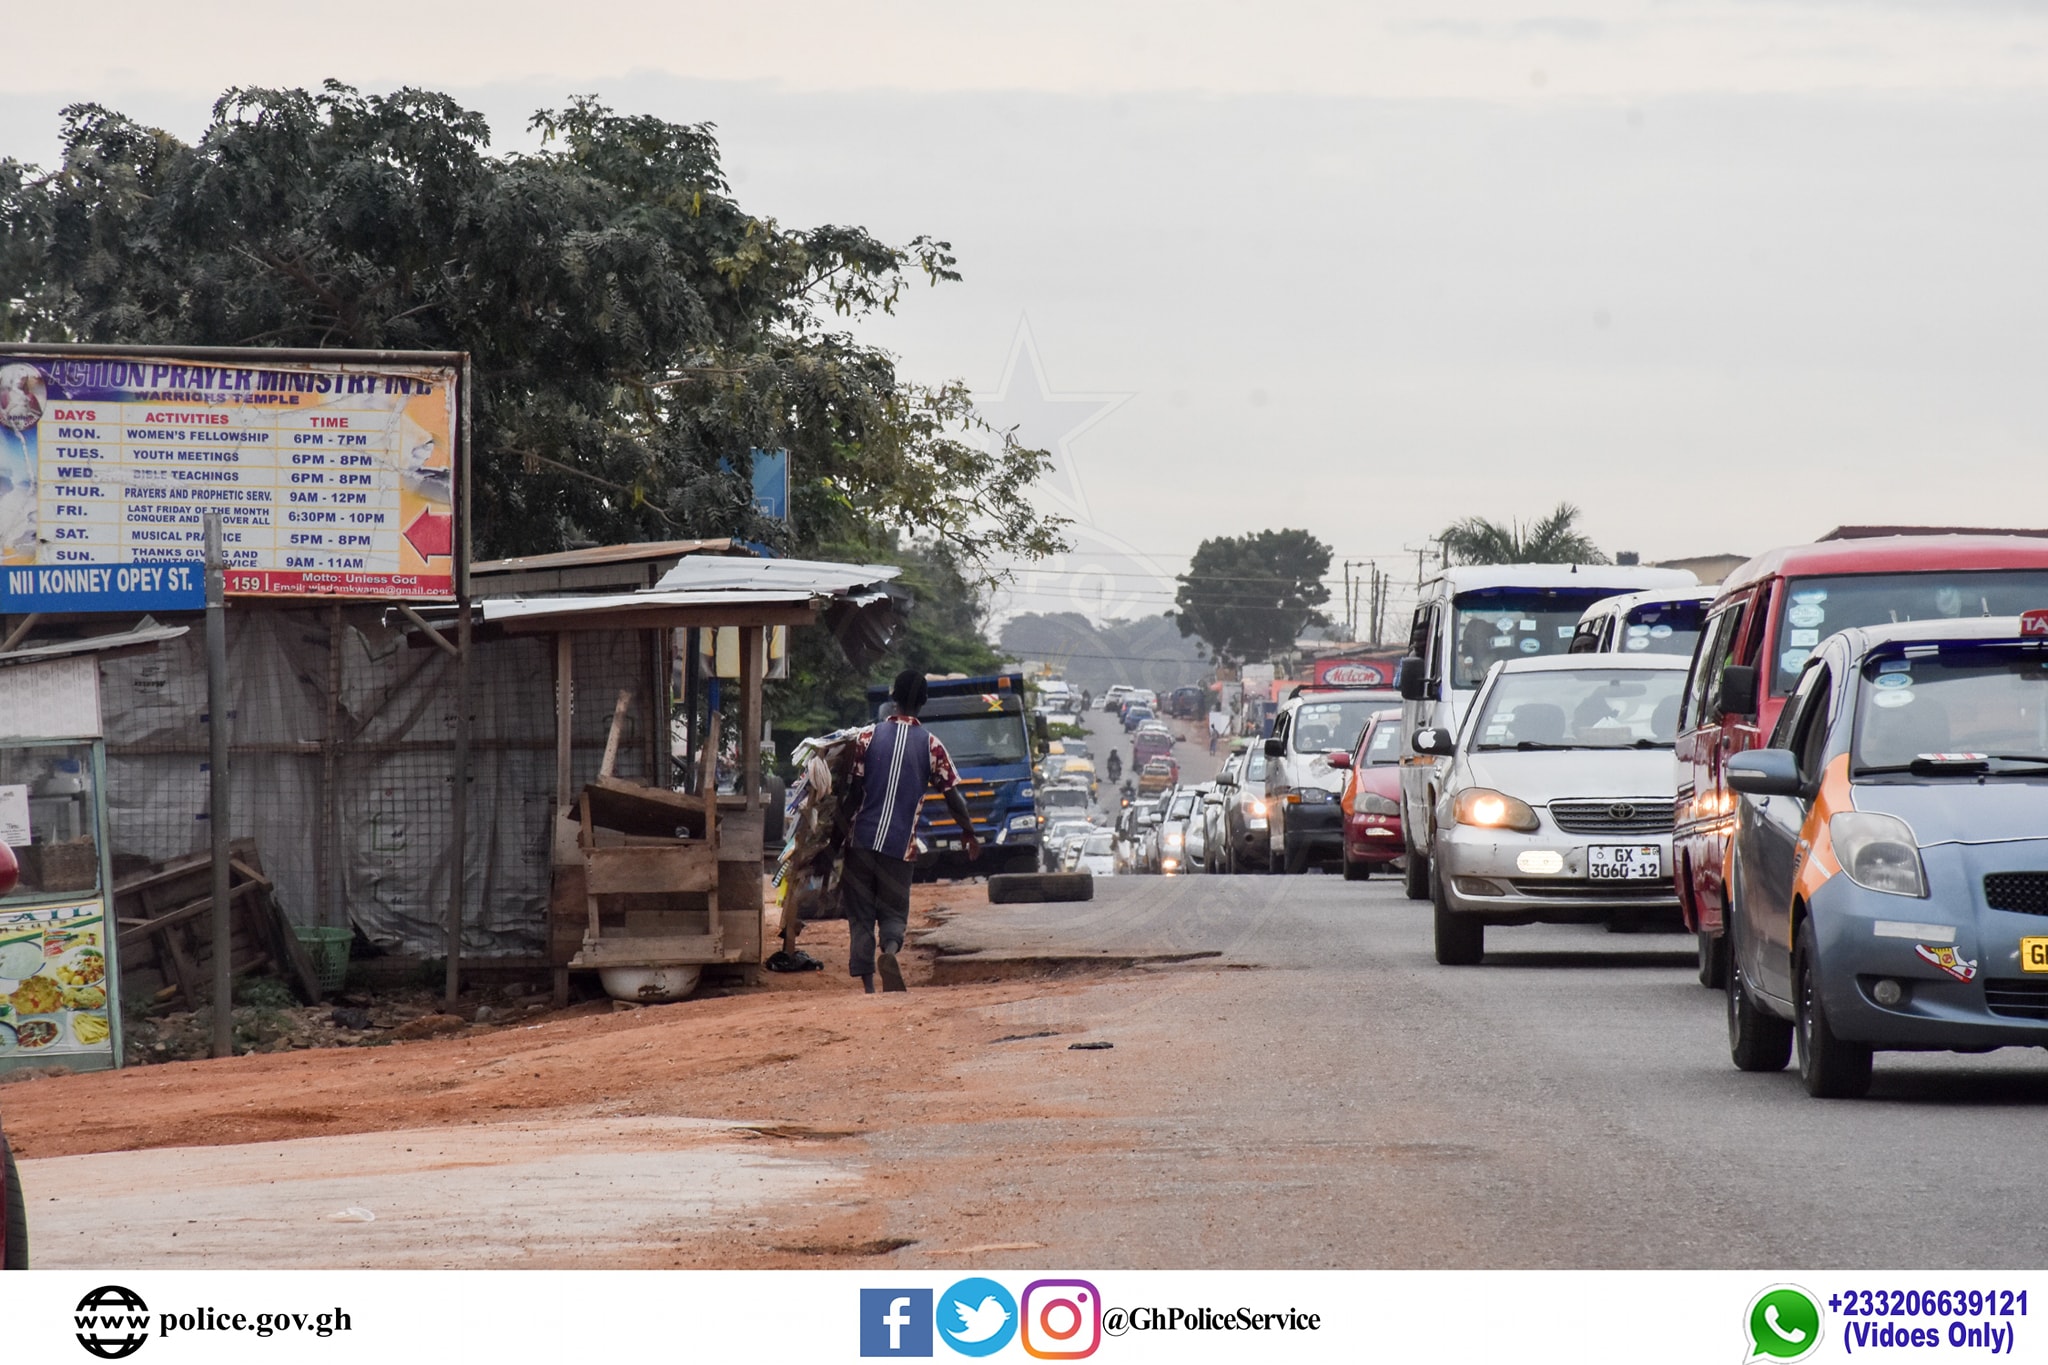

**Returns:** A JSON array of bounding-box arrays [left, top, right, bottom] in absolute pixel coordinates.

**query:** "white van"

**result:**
[[1394, 562, 1697, 899]]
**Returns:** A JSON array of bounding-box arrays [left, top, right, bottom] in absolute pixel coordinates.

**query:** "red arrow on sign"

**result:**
[[404, 509, 453, 559]]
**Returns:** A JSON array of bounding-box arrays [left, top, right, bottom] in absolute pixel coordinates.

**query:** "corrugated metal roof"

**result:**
[[653, 556, 900, 594], [477, 588, 825, 624], [0, 619, 190, 665], [473, 538, 741, 576]]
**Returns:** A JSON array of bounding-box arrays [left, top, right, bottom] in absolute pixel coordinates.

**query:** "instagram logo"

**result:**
[[1020, 1279, 1101, 1359]]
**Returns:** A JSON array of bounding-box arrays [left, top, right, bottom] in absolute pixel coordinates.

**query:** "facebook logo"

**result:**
[[860, 1288, 934, 1356]]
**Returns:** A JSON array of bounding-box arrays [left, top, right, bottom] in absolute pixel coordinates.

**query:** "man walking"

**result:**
[[841, 670, 979, 992]]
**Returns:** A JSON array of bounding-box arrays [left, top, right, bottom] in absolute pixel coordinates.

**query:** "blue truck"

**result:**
[[866, 671, 1042, 877]]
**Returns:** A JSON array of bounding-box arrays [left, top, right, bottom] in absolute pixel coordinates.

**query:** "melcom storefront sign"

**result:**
[[0, 348, 461, 607]]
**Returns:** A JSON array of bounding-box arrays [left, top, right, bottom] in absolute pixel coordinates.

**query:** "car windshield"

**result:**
[[1041, 786, 1090, 809], [1290, 700, 1385, 754], [1621, 599, 1707, 657], [1472, 668, 1687, 749], [1451, 589, 1618, 687], [1361, 721, 1403, 765], [1773, 570, 2048, 694], [1169, 793, 1196, 818], [1085, 833, 1114, 856], [1854, 643, 2048, 772], [920, 714, 1029, 767]]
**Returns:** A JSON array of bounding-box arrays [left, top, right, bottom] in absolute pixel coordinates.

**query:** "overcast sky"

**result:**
[[4, 2, 2046, 631]]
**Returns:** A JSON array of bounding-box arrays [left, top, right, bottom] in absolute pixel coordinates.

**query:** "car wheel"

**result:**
[[1284, 838, 1312, 875], [1696, 928, 1728, 990], [1796, 921, 1873, 1099], [2, 1132, 25, 1270], [1725, 913, 1792, 1073], [1431, 855, 1483, 965], [1403, 844, 1431, 901], [1342, 851, 1367, 881]]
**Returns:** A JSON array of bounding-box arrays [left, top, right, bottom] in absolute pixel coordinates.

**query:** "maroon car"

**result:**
[[1331, 707, 1405, 881]]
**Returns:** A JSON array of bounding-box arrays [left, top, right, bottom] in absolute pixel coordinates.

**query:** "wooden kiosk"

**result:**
[[451, 566, 896, 1002]]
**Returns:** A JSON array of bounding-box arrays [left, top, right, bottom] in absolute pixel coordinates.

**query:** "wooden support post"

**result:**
[[740, 624, 763, 811], [554, 633, 574, 812], [599, 688, 633, 780], [444, 599, 471, 1008]]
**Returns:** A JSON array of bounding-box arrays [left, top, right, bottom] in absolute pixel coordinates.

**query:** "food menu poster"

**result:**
[[0, 352, 460, 604], [0, 899, 112, 1062]]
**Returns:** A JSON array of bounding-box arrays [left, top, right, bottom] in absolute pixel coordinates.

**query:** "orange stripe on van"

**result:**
[[1791, 753, 1850, 921]]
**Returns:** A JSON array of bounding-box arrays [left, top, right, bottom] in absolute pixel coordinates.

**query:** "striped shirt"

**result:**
[[850, 716, 961, 861]]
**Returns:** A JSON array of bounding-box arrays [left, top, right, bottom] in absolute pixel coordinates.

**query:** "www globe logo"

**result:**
[[75, 1285, 151, 1359]]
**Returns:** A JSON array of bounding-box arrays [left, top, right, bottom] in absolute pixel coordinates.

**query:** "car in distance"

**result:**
[[1217, 745, 1274, 873], [1724, 613, 2048, 1098], [1265, 687, 1401, 874], [1330, 707, 1405, 880], [1156, 787, 1198, 875], [1137, 757, 1178, 796], [1414, 653, 1691, 964], [1077, 830, 1118, 877], [1676, 534, 2048, 990]]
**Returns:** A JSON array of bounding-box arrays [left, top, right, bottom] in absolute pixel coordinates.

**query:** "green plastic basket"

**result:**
[[292, 925, 353, 994]]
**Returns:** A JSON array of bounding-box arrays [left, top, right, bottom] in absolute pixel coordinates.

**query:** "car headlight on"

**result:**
[[1164, 832, 1184, 848], [1830, 811, 1927, 897], [1357, 793, 1401, 816], [1454, 788, 1540, 832], [1248, 798, 1269, 817]]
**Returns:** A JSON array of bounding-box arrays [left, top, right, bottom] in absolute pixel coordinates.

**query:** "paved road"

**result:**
[[899, 867, 2048, 1269]]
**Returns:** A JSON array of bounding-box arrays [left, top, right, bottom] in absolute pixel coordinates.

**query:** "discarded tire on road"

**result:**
[[986, 873, 1095, 904]]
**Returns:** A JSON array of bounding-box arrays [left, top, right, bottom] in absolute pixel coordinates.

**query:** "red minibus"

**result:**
[[1677, 534, 2048, 986]]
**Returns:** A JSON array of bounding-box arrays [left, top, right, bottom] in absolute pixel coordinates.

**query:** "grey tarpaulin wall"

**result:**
[[97, 605, 654, 956]]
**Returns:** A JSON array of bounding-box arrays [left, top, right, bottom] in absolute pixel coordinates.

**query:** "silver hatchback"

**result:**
[[1411, 654, 1689, 964]]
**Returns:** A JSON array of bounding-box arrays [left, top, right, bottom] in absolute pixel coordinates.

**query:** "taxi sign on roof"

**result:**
[[2021, 609, 2048, 636]]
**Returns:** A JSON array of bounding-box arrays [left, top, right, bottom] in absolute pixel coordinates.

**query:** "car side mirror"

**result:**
[[1719, 664, 1759, 719], [1726, 749, 1801, 797], [1033, 715, 1050, 744], [1396, 655, 1426, 701], [1263, 737, 1285, 758], [1327, 752, 1352, 770], [1412, 727, 1456, 757]]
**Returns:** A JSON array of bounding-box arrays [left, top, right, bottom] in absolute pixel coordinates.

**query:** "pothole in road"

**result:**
[[927, 951, 1223, 986]]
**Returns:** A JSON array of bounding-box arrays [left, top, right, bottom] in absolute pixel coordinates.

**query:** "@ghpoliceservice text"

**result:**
[[1102, 1305, 1321, 1336]]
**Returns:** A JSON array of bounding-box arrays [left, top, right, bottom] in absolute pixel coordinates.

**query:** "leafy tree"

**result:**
[[1438, 503, 1608, 566], [1170, 530, 1331, 665], [0, 84, 1067, 567]]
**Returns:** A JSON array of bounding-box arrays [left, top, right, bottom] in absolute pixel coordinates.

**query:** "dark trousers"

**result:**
[[842, 843, 915, 978]]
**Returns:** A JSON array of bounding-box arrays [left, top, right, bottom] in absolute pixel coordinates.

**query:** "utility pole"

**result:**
[[204, 511, 232, 1060], [1342, 560, 1352, 642]]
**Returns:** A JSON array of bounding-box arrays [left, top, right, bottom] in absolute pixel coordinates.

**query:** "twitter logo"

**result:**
[[936, 1278, 1018, 1357]]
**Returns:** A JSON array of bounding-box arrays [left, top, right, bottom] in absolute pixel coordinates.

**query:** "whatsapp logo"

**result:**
[[1745, 1285, 1823, 1363]]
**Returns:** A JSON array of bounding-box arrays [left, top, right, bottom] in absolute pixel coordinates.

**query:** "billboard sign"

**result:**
[[0, 349, 461, 606], [1312, 655, 1402, 689]]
